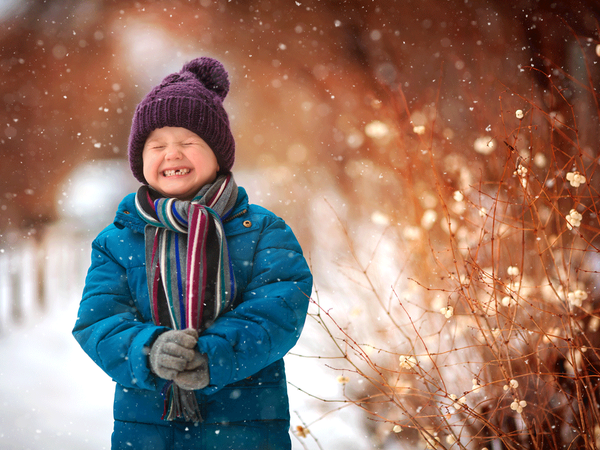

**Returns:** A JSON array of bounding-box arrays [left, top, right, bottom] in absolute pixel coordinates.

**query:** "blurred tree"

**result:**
[[0, 0, 597, 237], [0, 0, 134, 232]]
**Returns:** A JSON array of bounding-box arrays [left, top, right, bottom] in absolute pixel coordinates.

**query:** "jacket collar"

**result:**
[[114, 186, 250, 233]]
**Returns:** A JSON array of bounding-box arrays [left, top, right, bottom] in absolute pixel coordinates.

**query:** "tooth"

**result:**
[[163, 168, 190, 177]]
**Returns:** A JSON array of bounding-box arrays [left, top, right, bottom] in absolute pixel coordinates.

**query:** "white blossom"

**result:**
[[474, 136, 497, 155], [588, 316, 600, 332], [371, 211, 390, 226], [514, 164, 528, 177], [501, 296, 514, 307], [365, 120, 390, 139], [507, 266, 520, 277], [403, 226, 422, 241], [399, 355, 418, 369], [514, 164, 528, 188], [566, 171, 586, 188], [413, 125, 426, 135], [510, 399, 527, 414], [449, 394, 467, 410], [440, 306, 454, 319], [566, 209, 583, 230], [533, 152, 547, 168], [421, 209, 437, 230], [515, 109, 524, 119], [567, 289, 588, 307], [336, 375, 350, 385]]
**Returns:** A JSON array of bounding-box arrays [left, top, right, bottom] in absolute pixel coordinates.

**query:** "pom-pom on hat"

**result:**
[[128, 57, 235, 184]]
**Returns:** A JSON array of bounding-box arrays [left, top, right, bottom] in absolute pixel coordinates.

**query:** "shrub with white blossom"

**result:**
[[298, 42, 600, 450]]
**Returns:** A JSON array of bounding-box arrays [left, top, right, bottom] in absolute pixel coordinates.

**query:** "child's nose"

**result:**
[[164, 145, 183, 159]]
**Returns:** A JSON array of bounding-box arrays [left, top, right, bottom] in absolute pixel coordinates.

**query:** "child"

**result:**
[[73, 57, 313, 450]]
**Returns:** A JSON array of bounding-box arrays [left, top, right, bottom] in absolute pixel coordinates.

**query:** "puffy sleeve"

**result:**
[[196, 215, 312, 394], [72, 228, 166, 391]]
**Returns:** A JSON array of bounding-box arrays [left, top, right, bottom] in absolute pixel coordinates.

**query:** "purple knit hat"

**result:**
[[128, 57, 235, 184]]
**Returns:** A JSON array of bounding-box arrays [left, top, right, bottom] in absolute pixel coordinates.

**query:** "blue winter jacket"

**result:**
[[73, 186, 312, 447]]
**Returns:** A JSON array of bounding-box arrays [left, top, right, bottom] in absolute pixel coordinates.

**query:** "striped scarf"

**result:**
[[135, 173, 238, 421]]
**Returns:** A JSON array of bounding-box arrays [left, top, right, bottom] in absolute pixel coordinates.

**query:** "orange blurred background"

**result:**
[[2, 2, 600, 448], [2, 0, 598, 239]]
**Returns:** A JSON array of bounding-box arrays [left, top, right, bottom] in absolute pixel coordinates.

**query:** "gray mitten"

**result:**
[[149, 329, 199, 380], [174, 352, 210, 390]]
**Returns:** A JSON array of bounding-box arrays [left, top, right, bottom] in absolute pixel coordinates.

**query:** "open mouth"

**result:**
[[163, 168, 190, 177]]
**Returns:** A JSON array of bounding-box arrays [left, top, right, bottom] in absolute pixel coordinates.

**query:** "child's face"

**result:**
[[142, 127, 220, 200]]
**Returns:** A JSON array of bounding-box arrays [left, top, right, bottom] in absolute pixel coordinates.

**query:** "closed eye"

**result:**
[[144, 140, 165, 149]]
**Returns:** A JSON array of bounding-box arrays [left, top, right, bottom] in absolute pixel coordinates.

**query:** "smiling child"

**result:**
[[73, 57, 313, 450]]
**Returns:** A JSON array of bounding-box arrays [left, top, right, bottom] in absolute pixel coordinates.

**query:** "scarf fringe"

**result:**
[[161, 382, 203, 423]]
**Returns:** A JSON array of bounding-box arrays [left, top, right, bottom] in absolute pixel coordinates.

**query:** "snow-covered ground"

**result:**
[[0, 291, 373, 450], [0, 163, 375, 449], [0, 299, 114, 450]]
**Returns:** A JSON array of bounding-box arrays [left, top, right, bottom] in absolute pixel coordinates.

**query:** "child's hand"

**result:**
[[149, 329, 198, 380], [174, 352, 210, 391]]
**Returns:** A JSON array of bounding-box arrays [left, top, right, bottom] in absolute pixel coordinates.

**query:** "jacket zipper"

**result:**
[[225, 208, 248, 223]]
